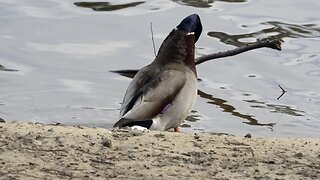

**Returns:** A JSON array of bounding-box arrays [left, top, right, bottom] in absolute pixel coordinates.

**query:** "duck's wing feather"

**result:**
[[114, 68, 186, 127]]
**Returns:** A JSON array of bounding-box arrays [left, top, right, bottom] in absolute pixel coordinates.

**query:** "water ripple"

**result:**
[[245, 100, 305, 117], [74, 1, 145, 11], [198, 90, 275, 128], [208, 21, 320, 47], [171, 0, 246, 8]]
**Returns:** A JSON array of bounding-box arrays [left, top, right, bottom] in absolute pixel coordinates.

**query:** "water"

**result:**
[[0, 0, 319, 137]]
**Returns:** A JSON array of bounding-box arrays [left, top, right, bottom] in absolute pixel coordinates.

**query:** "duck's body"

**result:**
[[114, 14, 202, 131]]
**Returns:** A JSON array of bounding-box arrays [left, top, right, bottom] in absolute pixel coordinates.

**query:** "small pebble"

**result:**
[[82, 134, 90, 138], [194, 134, 200, 140], [243, 170, 251, 177], [244, 133, 252, 138], [266, 160, 275, 164], [154, 133, 165, 138], [100, 138, 112, 148], [293, 152, 303, 158], [117, 144, 134, 152], [35, 135, 43, 140], [33, 140, 42, 146], [0, 118, 5, 123], [231, 153, 237, 157]]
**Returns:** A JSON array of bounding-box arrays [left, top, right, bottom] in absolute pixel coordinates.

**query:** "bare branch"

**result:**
[[277, 84, 287, 100], [110, 39, 283, 78], [150, 22, 157, 57], [195, 39, 282, 65]]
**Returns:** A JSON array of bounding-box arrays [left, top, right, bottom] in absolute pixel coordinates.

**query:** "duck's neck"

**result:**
[[154, 30, 197, 75]]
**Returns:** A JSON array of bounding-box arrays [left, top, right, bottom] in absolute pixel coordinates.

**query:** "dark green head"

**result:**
[[176, 14, 202, 42]]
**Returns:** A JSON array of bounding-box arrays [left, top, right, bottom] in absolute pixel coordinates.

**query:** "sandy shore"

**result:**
[[0, 122, 319, 179]]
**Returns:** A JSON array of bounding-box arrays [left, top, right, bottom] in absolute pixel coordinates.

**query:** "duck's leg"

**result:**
[[174, 127, 180, 132]]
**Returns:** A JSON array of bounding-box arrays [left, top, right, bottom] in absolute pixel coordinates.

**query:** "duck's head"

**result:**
[[155, 14, 202, 72], [176, 14, 202, 42]]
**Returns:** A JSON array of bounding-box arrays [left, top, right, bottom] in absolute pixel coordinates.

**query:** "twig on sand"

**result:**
[[110, 39, 283, 78], [23, 147, 68, 154], [216, 146, 255, 157], [90, 159, 115, 165]]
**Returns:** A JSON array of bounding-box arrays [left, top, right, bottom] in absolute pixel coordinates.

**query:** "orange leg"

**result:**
[[174, 127, 180, 132]]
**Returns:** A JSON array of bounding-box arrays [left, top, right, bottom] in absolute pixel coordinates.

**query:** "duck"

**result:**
[[114, 14, 202, 131]]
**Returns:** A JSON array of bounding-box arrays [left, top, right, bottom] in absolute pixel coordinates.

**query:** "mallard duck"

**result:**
[[114, 14, 202, 131]]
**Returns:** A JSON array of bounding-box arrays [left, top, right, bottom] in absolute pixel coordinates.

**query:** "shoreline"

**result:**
[[0, 122, 319, 179]]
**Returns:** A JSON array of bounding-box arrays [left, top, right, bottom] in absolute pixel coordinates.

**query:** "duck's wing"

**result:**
[[114, 68, 186, 128]]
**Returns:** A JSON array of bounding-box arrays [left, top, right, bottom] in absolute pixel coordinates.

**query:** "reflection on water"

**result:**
[[0, 64, 18, 72], [74, 0, 247, 11], [244, 100, 305, 117], [171, 0, 246, 8], [218, 0, 246, 2], [185, 110, 201, 122], [171, 0, 214, 8], [74, 1, 145, 11], [208, 21, 320, 47], [61, 79, 94, 94], [110, 69, 309, 129], [198, 90, 275, 128]]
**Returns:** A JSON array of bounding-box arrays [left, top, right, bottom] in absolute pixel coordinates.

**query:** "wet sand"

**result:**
[[0, 122, 319, 179]]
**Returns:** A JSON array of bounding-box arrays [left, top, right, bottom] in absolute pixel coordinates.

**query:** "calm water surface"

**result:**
[[0, 0, 319, 137]]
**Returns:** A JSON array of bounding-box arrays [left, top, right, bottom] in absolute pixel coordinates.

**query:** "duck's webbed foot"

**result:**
[[174, 127, 180, 132]]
